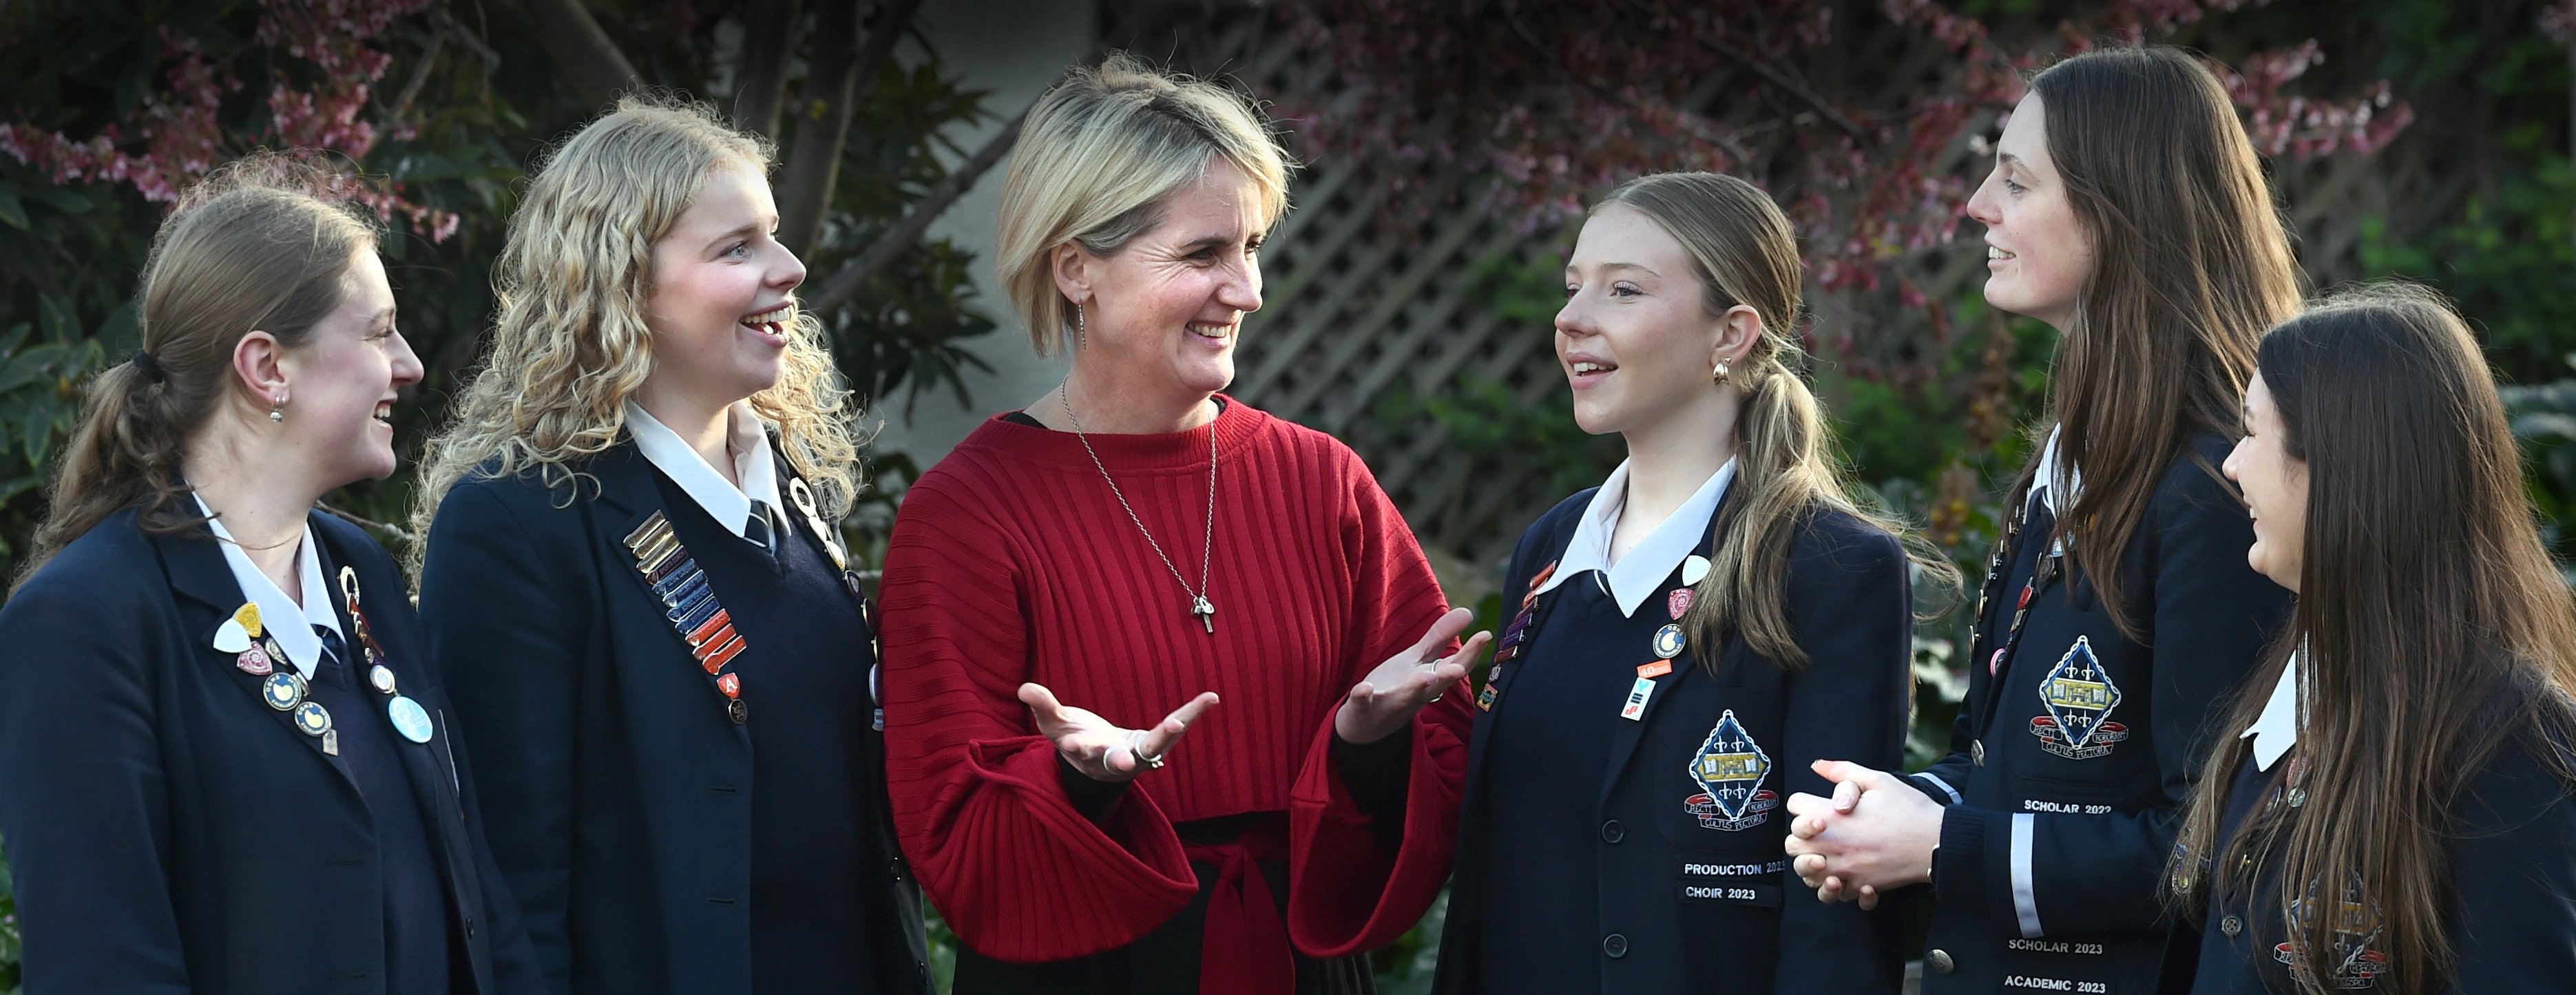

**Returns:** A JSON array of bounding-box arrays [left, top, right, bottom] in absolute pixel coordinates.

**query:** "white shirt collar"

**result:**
[[625, 400, 782, 538], [2242, 643, 2303, 772], [1532, 457, 1738, 618], [195, 495, 338, 680], [2031, 423, 2082, 552]]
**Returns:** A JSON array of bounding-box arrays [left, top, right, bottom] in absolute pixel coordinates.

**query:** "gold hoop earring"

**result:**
[[269, 392, 286, 423], [1712, 359, 1730, 387]]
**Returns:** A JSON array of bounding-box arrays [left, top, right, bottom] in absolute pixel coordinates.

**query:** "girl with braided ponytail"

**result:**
[[1432, 171, 1956, 995], [0, 156, 543, 993]]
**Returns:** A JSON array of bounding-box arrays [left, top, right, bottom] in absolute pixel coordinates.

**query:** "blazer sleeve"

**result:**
[[2442, 737, 2576, 993], [1774, 520, 1913, 995], [1938, 465, 2288, 938], [418, 481, 585, 992], [0, 574, 192, 993], [1286, 457, 1472, 957], [877, 476, 1200, 963]]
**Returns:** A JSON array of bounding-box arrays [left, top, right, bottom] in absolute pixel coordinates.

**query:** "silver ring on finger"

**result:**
[[1127, 729, 1167, 770]]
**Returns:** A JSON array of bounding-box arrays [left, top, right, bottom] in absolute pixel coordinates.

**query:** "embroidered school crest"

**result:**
[[2274, 892, 2391, 990], [1682, 709, 1777, 831], [2029, 636, 2129, 760]]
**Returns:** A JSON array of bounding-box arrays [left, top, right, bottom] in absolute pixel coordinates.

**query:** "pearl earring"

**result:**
[[269, 392, 286, 423]]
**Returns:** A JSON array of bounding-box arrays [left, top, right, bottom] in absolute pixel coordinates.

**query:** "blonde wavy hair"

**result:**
[[410, 94, 860, 575]]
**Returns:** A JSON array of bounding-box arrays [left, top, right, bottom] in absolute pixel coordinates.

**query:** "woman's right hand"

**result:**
[[1020, 682, 1220, 783]]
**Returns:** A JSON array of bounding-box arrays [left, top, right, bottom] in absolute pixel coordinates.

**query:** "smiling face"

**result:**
[[1556, 204, 1741, 438], [280, 249, 422, 486], [2224, 372, 2309, 591], [1067, 158, 1268, 399], [1964, 93, 2094, 331], [640, 160, 807, 415]]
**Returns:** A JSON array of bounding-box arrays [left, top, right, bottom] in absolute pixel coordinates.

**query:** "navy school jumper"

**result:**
[[1434, 488, 1914, 995], [0, 506, 545, 994]]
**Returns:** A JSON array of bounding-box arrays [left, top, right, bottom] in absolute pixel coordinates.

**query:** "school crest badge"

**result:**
[[2030, 636, 2129, 759], [1682, 709, 1777, 831], [2274, 890, 2390, 989]]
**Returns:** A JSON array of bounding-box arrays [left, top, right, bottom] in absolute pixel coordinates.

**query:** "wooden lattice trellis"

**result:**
[[1138, 7, 2497, 593]]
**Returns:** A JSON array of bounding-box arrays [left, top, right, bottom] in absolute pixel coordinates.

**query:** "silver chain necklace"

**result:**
[[1060, 383, 1219, 634]]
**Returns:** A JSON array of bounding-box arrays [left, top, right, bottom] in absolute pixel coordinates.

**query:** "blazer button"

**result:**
[[1972, 740, 1986, 766], [2221, 915, 2242, 937], [1601, 934, 1629, 959], [1927, 949, 1955, 974], [1600, 819, 1625, 844], [465, 916, 477, 939]]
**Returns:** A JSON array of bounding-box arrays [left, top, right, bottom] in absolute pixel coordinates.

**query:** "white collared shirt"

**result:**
[[195, 495, 340, 680], [2242, 645, 2303, 772], [2031, 424, 2082, 553], [625, 400, 782, 539], [1532, 457, 1739, 618]]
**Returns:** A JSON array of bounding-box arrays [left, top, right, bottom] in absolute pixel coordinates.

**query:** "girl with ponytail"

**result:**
[[1782, 45, 2299, 995], [0, 156, 542, 993], [1432, 171, 1957, 995]]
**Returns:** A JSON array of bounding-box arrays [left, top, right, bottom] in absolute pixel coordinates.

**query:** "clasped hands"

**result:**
[[1781, 759, 1947, 910], [1023, 607, 1489, 783]]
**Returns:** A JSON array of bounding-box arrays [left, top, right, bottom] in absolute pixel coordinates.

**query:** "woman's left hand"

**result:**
[[1781, 759, 1944, 910], [1334, 607, 1489, 745]]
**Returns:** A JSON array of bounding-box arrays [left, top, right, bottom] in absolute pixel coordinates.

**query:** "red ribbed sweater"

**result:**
[[878, 397, 1474, 984]]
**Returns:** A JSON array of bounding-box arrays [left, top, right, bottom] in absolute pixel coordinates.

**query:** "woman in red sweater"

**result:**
[[877, 54, 1487, 995]]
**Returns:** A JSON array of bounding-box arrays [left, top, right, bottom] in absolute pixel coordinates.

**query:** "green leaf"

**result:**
[[0, 344, 67, 395], [0, 190, 25, 231], [23, 397, 55, 468]]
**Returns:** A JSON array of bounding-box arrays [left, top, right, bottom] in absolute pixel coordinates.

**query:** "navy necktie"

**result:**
[[746, 499, 776, 552], [314, 624, 353, 689]]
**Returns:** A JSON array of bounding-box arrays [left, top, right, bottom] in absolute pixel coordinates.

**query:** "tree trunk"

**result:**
[[775, 1, 864, 258], [733, 0, 802, 139], [513, 0, 640, 110]]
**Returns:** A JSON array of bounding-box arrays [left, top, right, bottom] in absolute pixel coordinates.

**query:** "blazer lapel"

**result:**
[[155, 523, 360, 788], [591, 442, 755, 739], [1595, 490, 1735, 806]]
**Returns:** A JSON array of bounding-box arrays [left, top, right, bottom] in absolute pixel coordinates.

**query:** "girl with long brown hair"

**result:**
[[1781, 45, 2298, 994], [2175, 284, 2576, 994], [1430, 171, 1956, 995], [0, 158, 542, 993]]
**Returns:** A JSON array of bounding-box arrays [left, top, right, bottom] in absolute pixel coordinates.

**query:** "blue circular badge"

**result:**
[[388, 696, 434, 744], [293, 700, 333, 736], [262, 671, 306, 711], [1653, 623, 1687, 660]]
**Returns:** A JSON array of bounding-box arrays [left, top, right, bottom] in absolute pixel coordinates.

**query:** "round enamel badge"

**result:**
[[262, 671, 306, 711], [293, 701, 333, 737], [1652, 623, 1687, 660]]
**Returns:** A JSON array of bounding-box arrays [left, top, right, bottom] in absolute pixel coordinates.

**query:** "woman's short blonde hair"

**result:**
[[995, 52, 1294, 356]]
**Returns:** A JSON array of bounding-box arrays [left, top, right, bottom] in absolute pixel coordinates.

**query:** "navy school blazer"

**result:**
[[415, 442, 930, 995], [0, 505, 543, 994], [1904, 434, 2293, 995], [1434, 489, 1914, 995]]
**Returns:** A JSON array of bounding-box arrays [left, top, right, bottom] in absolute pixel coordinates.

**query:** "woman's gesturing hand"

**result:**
[[1334, 607, 1491, 745], [1020, 682, 1220, 784], [1781, 759, 1945, 910]]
